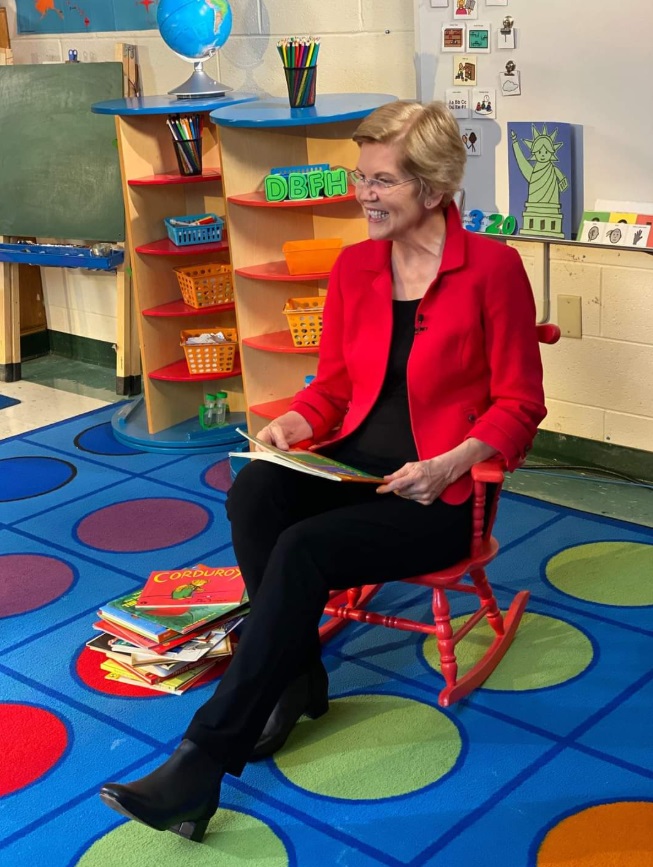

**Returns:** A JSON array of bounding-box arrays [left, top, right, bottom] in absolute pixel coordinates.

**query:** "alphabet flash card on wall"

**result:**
[[453, 0, 478, 19], [446, 88, 471, 118], [453, 55, 477, 85], [442, 23, 466, 52]]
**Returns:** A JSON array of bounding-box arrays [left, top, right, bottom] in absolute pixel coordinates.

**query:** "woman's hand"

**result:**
[[376, 439, 498, 505], [256, 411, 313, 451], [376, 455, 456, 506]]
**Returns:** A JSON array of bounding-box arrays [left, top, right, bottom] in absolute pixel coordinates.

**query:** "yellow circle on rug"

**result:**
[[423, 612, 593, 690], [75, 808, 288, 865], [274, 694, 461, 800], [546, 542, 653, 606], [537, 801, 653, 867]]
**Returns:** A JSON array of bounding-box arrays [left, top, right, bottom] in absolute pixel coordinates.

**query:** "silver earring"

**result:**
[[425, 199, 432, 206]]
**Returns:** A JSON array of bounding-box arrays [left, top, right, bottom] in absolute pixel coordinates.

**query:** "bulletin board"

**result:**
[[0, 62, 124, 241], [414, 0, 653, 220]]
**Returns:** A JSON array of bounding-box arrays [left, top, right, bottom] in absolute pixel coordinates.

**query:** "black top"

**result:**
[[325, 299, 420, 477]]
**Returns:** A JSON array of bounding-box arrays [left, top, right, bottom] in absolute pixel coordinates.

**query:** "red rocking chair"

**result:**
[[323, 323, 561, 708]]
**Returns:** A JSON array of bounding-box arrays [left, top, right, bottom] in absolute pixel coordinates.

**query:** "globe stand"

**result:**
[[168, 60, 233, 99]]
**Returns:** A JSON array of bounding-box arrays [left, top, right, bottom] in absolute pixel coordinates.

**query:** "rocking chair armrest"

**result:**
[[471, 459, 506, 486]]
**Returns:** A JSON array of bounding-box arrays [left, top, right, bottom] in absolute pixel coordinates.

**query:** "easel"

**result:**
[[0, 44, 141, 395]]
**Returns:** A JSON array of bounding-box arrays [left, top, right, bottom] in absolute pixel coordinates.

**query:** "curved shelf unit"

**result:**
[[242, 332, 319, 354], [249, 397, 294, 419], [142, 299, 235, 318], [149, 357, 242, 382], [228, 190, 356, 208], [129, 167, 222, 187], [235, 260, 330, 282], [135, 235, 229, 256]]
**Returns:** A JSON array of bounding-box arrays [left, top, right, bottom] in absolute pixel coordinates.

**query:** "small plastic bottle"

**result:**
[[201, 393, 217, 428], [215, 391, 228, 426]]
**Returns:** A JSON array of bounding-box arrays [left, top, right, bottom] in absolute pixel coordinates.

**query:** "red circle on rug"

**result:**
[[75, 498, 210, 552], [0, 555, 75, 617], [0, 704, 68, 796], [204, 459, 232, 493], [76, 646, 229, 697]]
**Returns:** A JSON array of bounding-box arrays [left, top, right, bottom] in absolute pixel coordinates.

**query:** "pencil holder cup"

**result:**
[[173, 137, 203, 176], [283, 65, 317, 108]]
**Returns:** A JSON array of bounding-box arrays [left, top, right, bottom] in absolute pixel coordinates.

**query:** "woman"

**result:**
[[100, 100, 546, 842]]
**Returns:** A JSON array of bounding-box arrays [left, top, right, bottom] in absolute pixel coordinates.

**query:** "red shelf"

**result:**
[[249, 397, 294, 419], [149, 356, 242, 382], [129, 168, 222, 187], [242, 331, 319, 354], [235, 260, 331, 282], [227, 190, 356, 208], [135, 233, 229, 256], [142, 299, 235, 318]]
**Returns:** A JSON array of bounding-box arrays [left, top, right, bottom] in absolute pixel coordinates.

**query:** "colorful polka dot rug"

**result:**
[[1, 403, 652, 867]]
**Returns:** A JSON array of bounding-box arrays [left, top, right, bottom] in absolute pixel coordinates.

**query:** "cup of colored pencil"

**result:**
[[167, 114, 203, 176], [278, 37, 320, 108]]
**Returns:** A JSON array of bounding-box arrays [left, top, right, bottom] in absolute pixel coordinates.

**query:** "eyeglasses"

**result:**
[[348, 169, 419, 192]]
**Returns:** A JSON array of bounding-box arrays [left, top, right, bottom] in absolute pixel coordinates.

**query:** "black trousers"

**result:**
[[184, 461, 474, 776]]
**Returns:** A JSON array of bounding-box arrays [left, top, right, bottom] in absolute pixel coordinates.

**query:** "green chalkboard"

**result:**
[[0, 63, 124, 241]]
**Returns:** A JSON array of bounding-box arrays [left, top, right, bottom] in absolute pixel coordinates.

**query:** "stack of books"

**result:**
[[87, 565, 249, 695]]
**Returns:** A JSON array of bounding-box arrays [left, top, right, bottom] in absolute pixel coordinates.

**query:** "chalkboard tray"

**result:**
[[0, 242, 124, 270]]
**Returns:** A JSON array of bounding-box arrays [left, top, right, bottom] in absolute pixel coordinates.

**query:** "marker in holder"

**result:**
[[167, 115, 203, 176]]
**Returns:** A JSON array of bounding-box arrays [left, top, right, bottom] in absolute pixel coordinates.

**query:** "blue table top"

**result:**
[[91, 92, 257, 116], [209, 93, 397, 128]]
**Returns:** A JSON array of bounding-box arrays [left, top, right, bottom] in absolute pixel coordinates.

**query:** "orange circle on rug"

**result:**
[[0, 704, 68, 796], [75, 646, 228, 697], [537, 801, 653, 866]]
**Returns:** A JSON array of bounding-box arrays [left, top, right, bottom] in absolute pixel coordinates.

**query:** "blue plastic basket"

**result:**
[[164, 213, 224, 247]]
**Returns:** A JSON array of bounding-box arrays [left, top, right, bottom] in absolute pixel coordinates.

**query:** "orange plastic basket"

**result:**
[[282, 296, 324, 347], [174, 263, 234, 309], [282, 238, 342, 275], [180, 327, 238, 375]]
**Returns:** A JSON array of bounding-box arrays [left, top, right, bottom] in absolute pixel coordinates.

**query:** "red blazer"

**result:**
[[290, 204, 546, 504]]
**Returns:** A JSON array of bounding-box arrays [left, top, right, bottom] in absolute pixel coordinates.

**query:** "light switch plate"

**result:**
[[558, 295, 582, 338]]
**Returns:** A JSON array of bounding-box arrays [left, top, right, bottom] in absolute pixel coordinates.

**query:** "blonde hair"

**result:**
[[352, 100, 466, 207]]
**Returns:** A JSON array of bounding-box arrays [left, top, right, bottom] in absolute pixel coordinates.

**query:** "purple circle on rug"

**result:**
[[204, 459, 232, 493], [75, 498, 210, 552], [0, 555, 75, 617]]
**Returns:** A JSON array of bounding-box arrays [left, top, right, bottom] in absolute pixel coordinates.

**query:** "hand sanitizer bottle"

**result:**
[[215, 391, 228, 426]]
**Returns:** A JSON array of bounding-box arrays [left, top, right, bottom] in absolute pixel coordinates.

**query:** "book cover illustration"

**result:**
[[98, 589, 248, 641], [232, 428, 383, 483], [136, 564, 247, 610]]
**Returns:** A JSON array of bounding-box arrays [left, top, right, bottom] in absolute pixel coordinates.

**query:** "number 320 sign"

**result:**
[[464, 209, 517, 236]]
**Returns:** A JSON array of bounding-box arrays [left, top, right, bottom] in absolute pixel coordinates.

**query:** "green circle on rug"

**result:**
[[546, 542, 653, 606], [75, 808, 288, 865], [275, 694, 461, 799], [423, 612, 593, 691]]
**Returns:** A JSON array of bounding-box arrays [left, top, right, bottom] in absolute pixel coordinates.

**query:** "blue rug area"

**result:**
[[0, 394, 20, 410], [1, 404, 652, 867]]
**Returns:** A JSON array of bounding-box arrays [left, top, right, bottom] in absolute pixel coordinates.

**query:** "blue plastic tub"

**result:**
[[164, 213, 224, 247]]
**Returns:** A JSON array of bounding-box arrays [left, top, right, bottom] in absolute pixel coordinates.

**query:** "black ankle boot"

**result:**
[[251, 660, 329, 761], [99, 739, 222, 843]]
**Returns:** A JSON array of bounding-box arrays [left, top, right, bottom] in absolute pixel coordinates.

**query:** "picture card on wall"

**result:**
[[500, 70, 520, 96], [460, 124, 482, 156], [442, 23, 466, 52], [430, 0, 450, 6], [467, 22, 491, 53], [453, 55, 477, 85], [485, 0, 508, 5], [453, 0, 478, 19], [472, 88, 495, 118], [446, 88, 471, 118], [578, 220, 607, 244]]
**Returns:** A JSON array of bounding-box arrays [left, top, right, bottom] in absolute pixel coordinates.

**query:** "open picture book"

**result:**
[[230, 428, 383, 483]]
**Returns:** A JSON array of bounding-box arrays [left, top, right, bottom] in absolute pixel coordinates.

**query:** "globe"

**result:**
[[157, 0, 233, 62]]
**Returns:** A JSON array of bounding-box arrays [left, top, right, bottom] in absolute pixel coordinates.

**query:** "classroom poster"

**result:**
[[16, 0, 159, 34], [507, 121, 576, 240]]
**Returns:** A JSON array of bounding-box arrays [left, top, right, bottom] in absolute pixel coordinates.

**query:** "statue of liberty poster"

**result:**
[[508, 121, 575, 240]]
